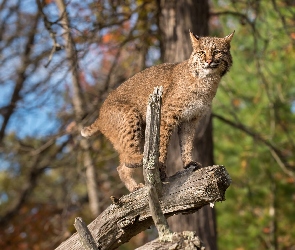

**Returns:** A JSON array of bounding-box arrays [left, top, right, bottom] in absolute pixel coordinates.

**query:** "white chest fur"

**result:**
[[181, 99, 210, 121], [181, 75, 219, 121]]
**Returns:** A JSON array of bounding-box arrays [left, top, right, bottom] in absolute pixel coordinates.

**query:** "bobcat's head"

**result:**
[[188, 31, 234, 78]]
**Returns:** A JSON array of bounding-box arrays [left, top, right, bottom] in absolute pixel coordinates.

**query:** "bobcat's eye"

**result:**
[[197, 50, 206, 55], [213, 50, 221, 55], [213, 50, 227, 55]]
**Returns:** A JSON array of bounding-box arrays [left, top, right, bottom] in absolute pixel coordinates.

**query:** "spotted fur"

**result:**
[[81, 31, 234, 192]]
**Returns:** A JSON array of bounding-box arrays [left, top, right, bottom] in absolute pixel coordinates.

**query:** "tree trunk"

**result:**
[[56, 0, 101, 217], [158, 1, 217, 249]]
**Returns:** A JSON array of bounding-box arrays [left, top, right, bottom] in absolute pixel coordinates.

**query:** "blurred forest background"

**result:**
[[0, 0, 295, 249]]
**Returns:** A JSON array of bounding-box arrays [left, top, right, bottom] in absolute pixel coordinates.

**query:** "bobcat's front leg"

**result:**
[[178, 119, 202, 169], [158, 114, 178, 180]]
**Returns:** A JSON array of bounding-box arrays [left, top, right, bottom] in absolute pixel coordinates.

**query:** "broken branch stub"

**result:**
[[74, 217, 98, 250], [143, 86, 163, 193], [143, 86, 172, 239]]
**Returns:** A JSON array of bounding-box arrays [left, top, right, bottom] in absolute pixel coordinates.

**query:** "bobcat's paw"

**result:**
[[131, 183, 145, 192], [184, 161, 202, 170], [125, 162, 142, 168]]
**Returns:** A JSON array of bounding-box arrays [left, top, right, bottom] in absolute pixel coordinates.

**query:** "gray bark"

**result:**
[[143, 87, 172, 239], [143, 87, 163, 194], [74, 217, 98, 250], [136, 231, 205, 250]]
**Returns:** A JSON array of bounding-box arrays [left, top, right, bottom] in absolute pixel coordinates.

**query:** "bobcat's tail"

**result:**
[[81, 121, 100, 138]]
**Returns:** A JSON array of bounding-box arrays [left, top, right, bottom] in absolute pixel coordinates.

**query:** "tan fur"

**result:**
[[81, 31, 234, 192]]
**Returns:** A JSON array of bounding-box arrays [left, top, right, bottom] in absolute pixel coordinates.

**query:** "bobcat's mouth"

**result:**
[[204, 61, 220, 69]]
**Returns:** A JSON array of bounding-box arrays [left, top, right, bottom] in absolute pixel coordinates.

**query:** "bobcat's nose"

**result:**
[[204, 58, 213, 68], [205, 59, 219, 68]]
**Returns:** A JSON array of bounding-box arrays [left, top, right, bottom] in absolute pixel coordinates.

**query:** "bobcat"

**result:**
[[81, 31, 234, 192]]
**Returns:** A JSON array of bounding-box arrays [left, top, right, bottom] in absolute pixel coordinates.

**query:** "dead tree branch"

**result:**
[[143, 86, 172, 241], [55, 164, 231, 250]]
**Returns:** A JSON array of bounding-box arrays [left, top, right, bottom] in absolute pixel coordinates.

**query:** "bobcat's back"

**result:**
[[80, 62, 179, 137], [103, 62, 180, 110]]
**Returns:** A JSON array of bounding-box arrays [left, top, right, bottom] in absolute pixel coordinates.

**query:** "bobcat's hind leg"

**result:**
[[117, 164, 144, 192], [115, 106, 145, 167], [107, 106, 145, 191]]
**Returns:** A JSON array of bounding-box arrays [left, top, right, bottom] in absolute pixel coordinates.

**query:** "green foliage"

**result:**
[[212, 0, 295, 249]]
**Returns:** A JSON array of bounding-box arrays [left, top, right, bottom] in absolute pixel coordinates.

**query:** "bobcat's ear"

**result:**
[[224, 30, 235, 43], [189, 30, 200, 49]]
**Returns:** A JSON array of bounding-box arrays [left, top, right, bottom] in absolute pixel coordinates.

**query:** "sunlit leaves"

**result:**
[[212, 0, 295, 249]]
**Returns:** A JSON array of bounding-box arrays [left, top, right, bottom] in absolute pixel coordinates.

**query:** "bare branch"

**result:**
[[0, 11, 40, 144], [213, 113, 294, 177], [36, 0, 63, 67], [210, 10, 250, 22]]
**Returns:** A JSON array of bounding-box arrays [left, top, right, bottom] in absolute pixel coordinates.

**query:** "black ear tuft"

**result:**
[[189, 29, 200, 40], [193, 33, 200, 40]]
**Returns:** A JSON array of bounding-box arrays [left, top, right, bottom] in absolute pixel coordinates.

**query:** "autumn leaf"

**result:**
[[44, 0, 53, 4]]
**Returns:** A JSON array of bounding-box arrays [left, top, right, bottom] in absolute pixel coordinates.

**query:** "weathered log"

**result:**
[[55, 165, 231, 250], [136, 231, 205, 250]]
